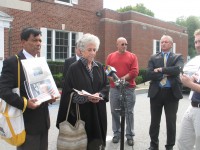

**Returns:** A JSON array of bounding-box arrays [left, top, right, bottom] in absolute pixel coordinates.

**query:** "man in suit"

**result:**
[[62, 42, 82, 81], [0, 27, 57, 150], [146, 35, 184, 150]]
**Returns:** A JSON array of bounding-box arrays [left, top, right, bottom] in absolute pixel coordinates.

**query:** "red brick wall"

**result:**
[[100, 9, 188, 69], [0, 0, 188, 69], [0, 0, 103, 58]]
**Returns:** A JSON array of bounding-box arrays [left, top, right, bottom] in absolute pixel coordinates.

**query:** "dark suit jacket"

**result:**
[[0, 51, 50, 135], [62, 56, 76, 80], [147, 52, 184, 99]]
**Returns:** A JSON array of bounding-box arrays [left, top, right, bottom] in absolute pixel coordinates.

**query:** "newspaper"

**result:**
[[73, 88, 103, 100], [21, 57, 60, 104]]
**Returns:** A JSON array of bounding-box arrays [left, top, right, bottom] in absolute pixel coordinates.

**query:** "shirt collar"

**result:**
[[22, 49, 37, 59], [80, 57, 98, 68], [162, 51, 170, 56]]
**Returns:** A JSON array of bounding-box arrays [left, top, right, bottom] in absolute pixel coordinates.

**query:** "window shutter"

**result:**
[[71, 0, 78, 4]]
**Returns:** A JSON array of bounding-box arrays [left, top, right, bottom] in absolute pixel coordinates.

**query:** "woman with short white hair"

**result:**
[[57, 33, 109, 150]]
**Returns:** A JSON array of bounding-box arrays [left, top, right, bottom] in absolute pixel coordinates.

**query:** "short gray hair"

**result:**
[[78, 33, 100, 51], [160, 35, 173, 43]]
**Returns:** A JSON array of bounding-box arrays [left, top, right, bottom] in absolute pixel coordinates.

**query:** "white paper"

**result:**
[[21, 57, 60, 103]]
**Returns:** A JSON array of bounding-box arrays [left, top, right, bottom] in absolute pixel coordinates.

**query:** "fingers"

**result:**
[[27, 99, 40, 109]]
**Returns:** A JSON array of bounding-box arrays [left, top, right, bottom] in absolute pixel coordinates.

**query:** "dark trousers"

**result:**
[[17, 130, 48, 150], [149, 88, 179, 149]]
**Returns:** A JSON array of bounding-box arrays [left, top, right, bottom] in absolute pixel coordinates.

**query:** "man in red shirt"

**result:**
[[106, 37, 139, 146]]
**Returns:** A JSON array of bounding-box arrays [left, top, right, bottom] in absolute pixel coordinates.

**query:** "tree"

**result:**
[[117, 3, 154, 17], [176, 16, 200, 58]]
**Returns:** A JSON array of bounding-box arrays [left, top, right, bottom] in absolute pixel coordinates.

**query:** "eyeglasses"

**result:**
[[121, 43, 128, 46]]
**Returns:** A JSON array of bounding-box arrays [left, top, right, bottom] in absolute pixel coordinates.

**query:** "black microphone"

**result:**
[[105, 65, 120, 82]]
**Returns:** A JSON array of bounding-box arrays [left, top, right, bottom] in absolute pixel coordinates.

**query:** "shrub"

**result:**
[[135, 75, 143, 84], [53, 73, 63, 88], [47, 61, 64, 75], [138, 69, 148, 82]]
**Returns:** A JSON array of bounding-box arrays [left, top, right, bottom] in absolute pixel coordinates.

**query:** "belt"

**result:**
[[191, 101, 200, 108], [159, 87, 171, 91]]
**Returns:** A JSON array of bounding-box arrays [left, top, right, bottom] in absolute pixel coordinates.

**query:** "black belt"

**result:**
[[191, 101, 200, 108]]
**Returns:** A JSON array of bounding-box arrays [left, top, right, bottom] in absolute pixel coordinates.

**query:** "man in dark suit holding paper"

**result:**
[[146, 35, 184, 150], [0, 27, 57, 150]]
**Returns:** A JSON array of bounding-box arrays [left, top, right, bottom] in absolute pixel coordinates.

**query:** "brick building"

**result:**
[[0, 0, 188, 73]]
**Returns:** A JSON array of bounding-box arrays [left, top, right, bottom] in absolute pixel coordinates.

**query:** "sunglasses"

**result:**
[[121, 43, 128, 46]]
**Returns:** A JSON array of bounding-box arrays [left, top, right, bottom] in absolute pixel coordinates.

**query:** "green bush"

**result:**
[[138, 69, 148, 82], [53, 73, 63, 88], [47, 61, 64, 75], [135, 75, 143, 85]]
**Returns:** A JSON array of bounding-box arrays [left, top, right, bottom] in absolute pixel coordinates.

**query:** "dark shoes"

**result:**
[[112, 136, 134, 146], [112, 136, 120, 143], [146, 147, 159, 150], [146, 146, 172, 150], [127, 139, 134, 146]]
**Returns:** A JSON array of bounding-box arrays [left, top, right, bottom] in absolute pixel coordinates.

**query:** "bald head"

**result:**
[[116, 37, 128, 53]]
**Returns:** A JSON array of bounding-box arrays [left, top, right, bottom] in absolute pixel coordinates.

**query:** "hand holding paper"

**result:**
[[73, 89, 103, 102]]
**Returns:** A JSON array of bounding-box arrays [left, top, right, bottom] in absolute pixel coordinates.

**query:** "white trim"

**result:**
[[77, 32, 83, 41], [69, 32, 72, 57], [52, 30, 56, 61], [0, 0, 31, 12], [40, 28, 47, 58], [173, 43, 176, 53], [71, 0, 78, 5], [153, 39, 157, 54], [0, 27, 4, 74], [54, 0, 73, 6]]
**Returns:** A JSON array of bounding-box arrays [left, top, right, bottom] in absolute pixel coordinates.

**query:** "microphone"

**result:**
[[105, 65, 120, 82]]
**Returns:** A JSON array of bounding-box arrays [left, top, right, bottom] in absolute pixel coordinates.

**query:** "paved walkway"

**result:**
[[0, 83, 190, 150]]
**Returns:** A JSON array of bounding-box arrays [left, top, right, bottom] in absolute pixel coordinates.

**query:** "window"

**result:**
[[57, 0, 70, 3], [47, 30, 52, 59], [46, 30, 77, 61], [55, 31, 68, 60], [55, 0, 78, 5]]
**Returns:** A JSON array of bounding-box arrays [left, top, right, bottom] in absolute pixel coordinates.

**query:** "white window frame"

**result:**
[[54, 0, 78, 6], [40, 28, 83, 61], [153, 39, 176, 54]]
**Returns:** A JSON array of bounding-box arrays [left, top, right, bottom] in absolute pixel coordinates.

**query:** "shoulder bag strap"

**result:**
[[66, 92, 74, 120], [66, 92, 81, 121]]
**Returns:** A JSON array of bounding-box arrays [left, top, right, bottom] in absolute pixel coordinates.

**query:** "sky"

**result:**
[[103, 0, 200, 22]]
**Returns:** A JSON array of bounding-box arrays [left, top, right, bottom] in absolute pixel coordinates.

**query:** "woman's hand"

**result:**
[[87, 93, 102, 103]]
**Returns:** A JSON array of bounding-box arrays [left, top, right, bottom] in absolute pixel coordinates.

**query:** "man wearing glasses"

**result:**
[[106, 37, 139, 146]]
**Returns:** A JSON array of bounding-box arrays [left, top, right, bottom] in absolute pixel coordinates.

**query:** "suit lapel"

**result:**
[[166, 52, 173, 66], [18, 50, 26, 60]]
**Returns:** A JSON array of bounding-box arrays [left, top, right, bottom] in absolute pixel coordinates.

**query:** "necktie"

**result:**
[[160, 53, 167, 86]]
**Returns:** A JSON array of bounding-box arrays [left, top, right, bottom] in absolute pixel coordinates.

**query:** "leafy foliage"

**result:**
[[176, 16, 200, 58], [117, 3, 154, 17], [53, 73, 63, 88]]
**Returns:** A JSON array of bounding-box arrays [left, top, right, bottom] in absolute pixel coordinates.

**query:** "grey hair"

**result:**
[[160, 35, 173, 43], [77, 33, 100, 51]]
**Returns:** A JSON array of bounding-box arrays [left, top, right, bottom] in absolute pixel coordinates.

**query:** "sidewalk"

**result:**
[[135, 81, 149, 95]]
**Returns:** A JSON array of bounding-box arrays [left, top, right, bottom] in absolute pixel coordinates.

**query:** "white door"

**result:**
[[0, 27, 4, 74], [0, 12, 13, 75]]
